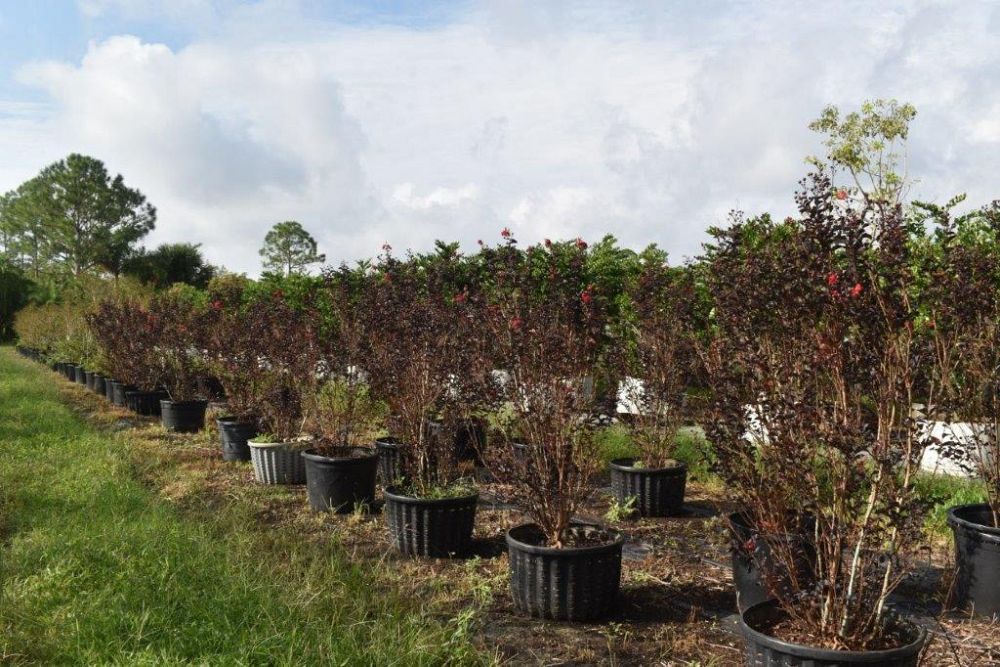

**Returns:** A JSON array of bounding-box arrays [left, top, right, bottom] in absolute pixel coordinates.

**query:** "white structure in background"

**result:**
[[742, 403, 770, 445], [917, 419, 992, 478], [616, 376, 644, 415]]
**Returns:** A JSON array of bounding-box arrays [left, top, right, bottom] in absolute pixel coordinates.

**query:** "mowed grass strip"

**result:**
[[0, 348, 484, 666]]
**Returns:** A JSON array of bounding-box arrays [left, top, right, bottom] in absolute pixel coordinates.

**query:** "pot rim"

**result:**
[[375, 436, 403, 447], [248, 440, 303, 450], [947, 502, 1000, 537], [739, 600, 927, 661], [216, 415, 257, 426], [506, 522, 624, 556], [384, 485, 478, 506], [159, 398, 209, 408], [302, 446, 378, 464], [609, 457, 687, 474]]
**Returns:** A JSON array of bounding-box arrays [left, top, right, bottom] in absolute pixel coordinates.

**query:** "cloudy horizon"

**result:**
[[1, 0, 998, 276]]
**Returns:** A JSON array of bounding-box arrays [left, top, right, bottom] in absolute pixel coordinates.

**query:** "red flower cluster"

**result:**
[[501, 227, 512, 239], [544, 238, 552, 248], [836, 189, 848, 201], [580, 286, 593, 304], [827, 272, 863, 301], [575, 238, 587, 250]]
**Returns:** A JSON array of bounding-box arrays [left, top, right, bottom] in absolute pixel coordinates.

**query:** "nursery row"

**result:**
[[13, 176, 1000, 665]]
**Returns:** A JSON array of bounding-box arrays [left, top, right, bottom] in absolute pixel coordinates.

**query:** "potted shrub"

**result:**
[[146, 288, 210, 433], [203, 277, 262, 461], [702, 175, 927, 663], [611, 258, 701, 517], [917, 200, 1000, 616], [297, 270, 385, 513], [89, 300, 165, 414], [239, 290, 325, 485], [483, 235, 622, 621], [361, 248, 485, 557]]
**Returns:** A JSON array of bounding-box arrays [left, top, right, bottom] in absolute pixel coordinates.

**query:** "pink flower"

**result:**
[[501, 227, 512, 238], [575, 238, 588, 250], [453, 291, 468, 304], [509, 316, 522, 331], [836, 189, 848, 201], [544, 238, 552, 248], [850, 283, 863, 298], [211, 300, 223, 311], [826, 272, 839, 287], [580, 288, 593, 304]]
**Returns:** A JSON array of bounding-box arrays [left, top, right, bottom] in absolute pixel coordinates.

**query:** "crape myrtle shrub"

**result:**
[[19, 275, 150, 369], [702, 174, 927, 650], [358, 244, 490, 495], [471, 233, 642, 413], [622, 253, 704, 468], [90, 299, 163, 390], [306, 266, 386, 448], [481, 233, 609, 547], [916, 199, 1000, 522], [204, 278, 326, 441], [142, 285, 212, 401]]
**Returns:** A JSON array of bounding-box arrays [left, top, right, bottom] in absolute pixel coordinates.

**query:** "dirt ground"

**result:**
[[60, 382, 1000, 666]]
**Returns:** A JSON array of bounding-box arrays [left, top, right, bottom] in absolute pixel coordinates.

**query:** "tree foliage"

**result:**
[[0, 154, 156, 278], [259, 220, 326, 276]]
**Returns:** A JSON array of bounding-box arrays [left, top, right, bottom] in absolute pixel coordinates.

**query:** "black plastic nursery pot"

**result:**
[[74, 366, 87, 385], [160, 399, 208, 433], [125, 389, 167, 416], [104, 378, 116, 402], [111, 381, 135, 407], [216, 417, 256, 462], [739, 600, 926, 666], [506, 523, 624, 621], [608, 458, 687, 517], [92, 374, 107, 397], [376, 437, 405, 485], [85, 371, 97, 391], [63, 364, 76, 381], [948, 503, 1000, 617], [302, 447, 378, 513], [384, 486, 478, 557], [729, 511, 816, 614]]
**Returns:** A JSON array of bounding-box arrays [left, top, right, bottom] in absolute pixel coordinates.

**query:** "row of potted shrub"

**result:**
[[16, 183, 1000, 665]]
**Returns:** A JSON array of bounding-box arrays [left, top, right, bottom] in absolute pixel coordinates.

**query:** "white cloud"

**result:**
[[393, 183, 480, 211], [3, 0, 1000, 275]]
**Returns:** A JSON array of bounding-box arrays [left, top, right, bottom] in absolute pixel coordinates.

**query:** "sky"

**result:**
[[0, 0, 998, 276]]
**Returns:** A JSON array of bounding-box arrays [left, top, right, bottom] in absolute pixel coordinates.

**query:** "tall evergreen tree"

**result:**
[[259, 220, 326, 276]]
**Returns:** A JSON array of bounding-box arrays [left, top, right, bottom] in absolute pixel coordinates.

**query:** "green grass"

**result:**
[[913, 472, 988, 538], [595, 423, 716, 480], [0, 348, 484, 665]]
